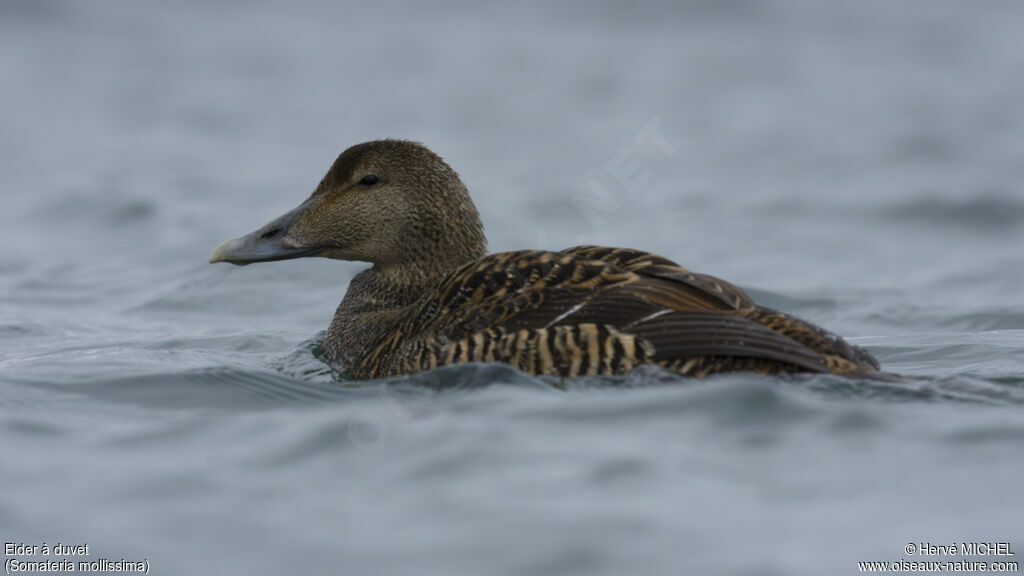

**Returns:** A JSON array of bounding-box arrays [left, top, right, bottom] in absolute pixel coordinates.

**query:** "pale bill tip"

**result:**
[[208, 237, 244, 264]]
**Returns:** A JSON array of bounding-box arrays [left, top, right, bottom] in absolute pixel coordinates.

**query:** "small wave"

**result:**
[[13, 366, 366, 412], [791, 372, 1024, 405], [867, 305, 1024, 332], [876, 194, 1024, 232], [369, 360, 1024, 406], [937, 309, 1024, 332]]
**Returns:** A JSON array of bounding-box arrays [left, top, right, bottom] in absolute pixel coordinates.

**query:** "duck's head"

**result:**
[[209, 140, 486, 271]]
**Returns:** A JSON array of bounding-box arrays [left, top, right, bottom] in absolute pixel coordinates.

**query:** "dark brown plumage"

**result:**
[[210, 139, 881, 380]]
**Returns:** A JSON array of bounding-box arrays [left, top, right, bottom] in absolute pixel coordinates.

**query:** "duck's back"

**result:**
[[347, 246, 880, 379]]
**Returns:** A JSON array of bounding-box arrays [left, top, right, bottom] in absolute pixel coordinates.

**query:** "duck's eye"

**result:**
[[359, 175, 379, 186]]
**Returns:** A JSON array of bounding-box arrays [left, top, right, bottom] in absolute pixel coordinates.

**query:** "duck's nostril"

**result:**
[[260, 227, 281, 240]]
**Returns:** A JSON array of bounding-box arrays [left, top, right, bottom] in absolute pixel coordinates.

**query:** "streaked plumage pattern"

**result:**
[[341, 247, 879, 379], [210, 139, 881, 381]]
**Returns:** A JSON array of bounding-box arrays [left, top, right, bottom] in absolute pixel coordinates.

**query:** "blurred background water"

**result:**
[[2, 1, 1023, 574]]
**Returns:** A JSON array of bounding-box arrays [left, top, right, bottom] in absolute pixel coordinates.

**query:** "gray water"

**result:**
[[3, 1, 1024, 574]]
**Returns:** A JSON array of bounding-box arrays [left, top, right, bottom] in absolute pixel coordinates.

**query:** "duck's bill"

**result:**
[[208, 234, 322, 265], [209, 203, 320, 265]]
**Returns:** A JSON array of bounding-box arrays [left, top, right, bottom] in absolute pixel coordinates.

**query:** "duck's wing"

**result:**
[[375, 248, 875, 377], [560, 245, 878, 372], [560, 245, 756, 310]]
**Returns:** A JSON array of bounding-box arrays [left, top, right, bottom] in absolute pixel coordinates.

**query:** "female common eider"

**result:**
[[210, 139, 880, 379]]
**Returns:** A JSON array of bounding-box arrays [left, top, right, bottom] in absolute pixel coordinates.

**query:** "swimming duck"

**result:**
[[210, 139, 880, 379]]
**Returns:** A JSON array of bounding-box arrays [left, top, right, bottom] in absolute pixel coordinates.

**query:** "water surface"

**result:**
[[2, 1, 1023, 574]]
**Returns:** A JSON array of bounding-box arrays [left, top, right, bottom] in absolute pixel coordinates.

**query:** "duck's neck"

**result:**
[[323, 184, 487, 374], [323, 255, 477, 374]]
